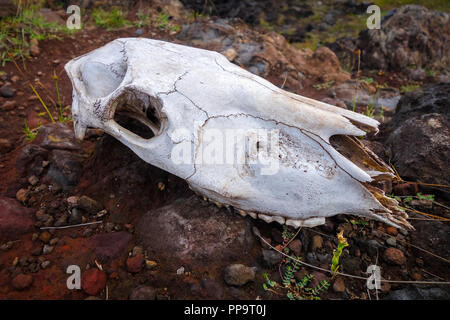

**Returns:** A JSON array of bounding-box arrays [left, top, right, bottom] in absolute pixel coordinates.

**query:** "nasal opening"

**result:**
[[111, 88, 167, 140]]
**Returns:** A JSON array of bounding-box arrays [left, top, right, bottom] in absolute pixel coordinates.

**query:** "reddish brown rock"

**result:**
[[126, 254, 144, 273], [385, 226, 398, 236], [383, 247, 406, 265], [0, 197, 34, 241], [11, 274, 33, 291], [287, 239, 302, 256], [81, 268, 107, 296], [332, 277, 345, 293], [88, 231, 132, 263]]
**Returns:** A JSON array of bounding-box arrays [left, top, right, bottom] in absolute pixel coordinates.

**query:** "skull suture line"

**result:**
[[65, 38, 412, 230]]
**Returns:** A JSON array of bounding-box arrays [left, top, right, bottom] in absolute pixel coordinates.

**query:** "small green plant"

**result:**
[[313, 80, 335, 90], [134, 10, 151, 28], [345, 218, 369, 226], [23, 120, 40, 141], [0, 4, 75, 65], [352, 95, 357, 112], [92, 7, 130, 29], [155, 12, 180, 32], [416, 192, 435, 201], [330, 231, 349, 274], [263, 266, 330, 300], [364, 103, 375, 118], [400, 84, 420, 93], [426, 69, 435, 77], [360, 77, 374, 85]]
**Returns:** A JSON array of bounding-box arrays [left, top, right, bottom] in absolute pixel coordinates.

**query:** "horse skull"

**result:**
[[65, 38, 411, 230]]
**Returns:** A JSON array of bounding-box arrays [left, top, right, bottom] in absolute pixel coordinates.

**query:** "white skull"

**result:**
[[65, 38, 411, 230]]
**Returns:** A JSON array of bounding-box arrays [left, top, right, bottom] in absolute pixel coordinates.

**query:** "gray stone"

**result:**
[[136, 196, 257, 271], [262, 249, 282, 267]]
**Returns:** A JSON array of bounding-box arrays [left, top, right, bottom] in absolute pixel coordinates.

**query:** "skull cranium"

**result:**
[[65, 38, 411, 230]]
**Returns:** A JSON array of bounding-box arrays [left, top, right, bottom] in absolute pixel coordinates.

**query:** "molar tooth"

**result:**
[[238, 209, 247, 217], [247, 212, 257, 219], [286, 219, 302, 229], [258, 214, 273, 223], [302, 217, 326, 227], [272, 216, 285, 225]]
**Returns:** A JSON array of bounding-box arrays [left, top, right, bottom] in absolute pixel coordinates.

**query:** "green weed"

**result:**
[[155, 12, 180, 32], [330, 231, 349, 274], [92, 7, 130, 29], [0, 5, 75, 66], [400, 84, 420, 93]]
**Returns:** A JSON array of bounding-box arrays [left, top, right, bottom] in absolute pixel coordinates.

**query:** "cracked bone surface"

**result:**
[[65, 38, 412, 230]]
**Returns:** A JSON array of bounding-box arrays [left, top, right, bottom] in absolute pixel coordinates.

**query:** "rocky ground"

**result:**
[[0, 1, 449, 300]]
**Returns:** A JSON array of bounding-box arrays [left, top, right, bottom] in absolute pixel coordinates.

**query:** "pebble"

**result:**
[[11, 274, 33, 290], [332, 277, 346, 293], [221, 47, 238, 61], [66, 196, 79, 207], [0, 241, 13, 251], [386, 237, 397, 247], [311, 235, 323, 251], [176, 266, 185, 275], [16, 188, 28, 203], [39, 231, 51, 243], [78, 196, 103, 215], [126, 254, 144, 273], [132, 246, 144, 257], [0, 85, 16, 98], [28, 175, 39, 186], [1, 100, 16, 110], [69, 208, 83, 224], [287, 239, 302, 256], [145, 260, 158, 269], [262, 249, 282, 266], [223, 264, 256, 286], [385, 226, 398, 236], [383, 247, 406, 265], [42, 245, 54, 255], [81, 268, 107, 296], [41, 260, 51, 269]]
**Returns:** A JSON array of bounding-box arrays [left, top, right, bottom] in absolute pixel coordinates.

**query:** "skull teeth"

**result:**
[[238, 210, 247, 217], [247, 212, 258, 219], [193, 190, 322, 228]]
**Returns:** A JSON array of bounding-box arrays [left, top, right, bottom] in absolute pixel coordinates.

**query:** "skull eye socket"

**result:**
[[112, 88, 167, 140]]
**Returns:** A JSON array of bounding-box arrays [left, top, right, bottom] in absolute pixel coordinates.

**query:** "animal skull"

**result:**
[[65, 38, 411, 230]]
